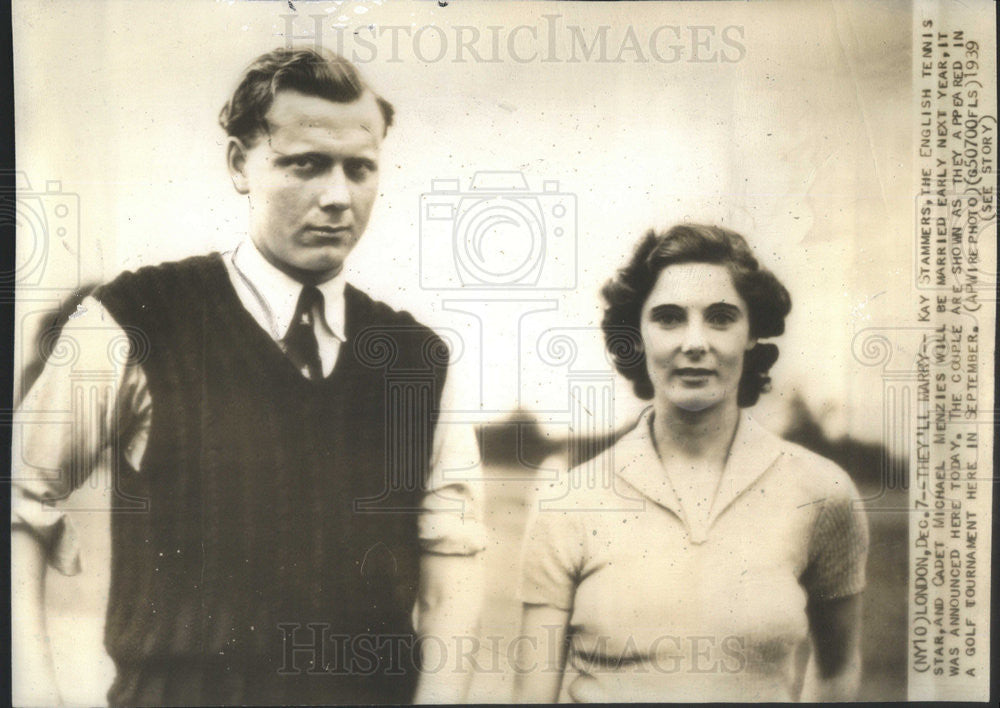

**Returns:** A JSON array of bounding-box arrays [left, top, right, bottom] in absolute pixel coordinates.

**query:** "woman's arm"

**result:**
[[512, 604, 571, 703], [801, 593, 863, 701], [798, 459, 870, 701]]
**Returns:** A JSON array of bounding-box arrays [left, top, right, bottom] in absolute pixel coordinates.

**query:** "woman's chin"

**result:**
[[668, 394, 720, 413], [662, 384, 742, 413]]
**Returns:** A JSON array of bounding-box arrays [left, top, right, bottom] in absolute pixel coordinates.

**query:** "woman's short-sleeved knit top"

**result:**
[[519, 408, 869, 703]]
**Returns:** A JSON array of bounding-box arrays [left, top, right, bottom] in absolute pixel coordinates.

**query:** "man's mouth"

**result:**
[[305, 225, 351, 238]]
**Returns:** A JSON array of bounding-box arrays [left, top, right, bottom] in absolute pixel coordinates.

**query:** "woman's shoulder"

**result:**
[[528, 420, 649, 515], [766, 429, 862, 502], [532, 461, 624, 514]]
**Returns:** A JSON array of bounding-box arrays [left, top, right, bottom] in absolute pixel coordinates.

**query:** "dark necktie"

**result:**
[[284, 285, 323, 380]]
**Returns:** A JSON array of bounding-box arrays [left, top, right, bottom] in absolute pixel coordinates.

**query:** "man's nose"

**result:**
[[680, 318, 708, 355], [318, 166, 351, 210]]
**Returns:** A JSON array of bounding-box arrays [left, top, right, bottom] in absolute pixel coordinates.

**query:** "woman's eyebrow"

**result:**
[[648, 303, 741, 314], [648, 304, 684, 316]]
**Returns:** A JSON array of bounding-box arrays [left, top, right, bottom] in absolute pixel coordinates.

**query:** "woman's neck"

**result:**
[[651, 397, 741, 464]]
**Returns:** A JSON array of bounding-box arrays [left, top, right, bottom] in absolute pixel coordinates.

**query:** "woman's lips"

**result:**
[[674, 368, 715, 377]]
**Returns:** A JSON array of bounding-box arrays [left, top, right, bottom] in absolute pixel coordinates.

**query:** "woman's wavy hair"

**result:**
[[601, 223, 792, 407]]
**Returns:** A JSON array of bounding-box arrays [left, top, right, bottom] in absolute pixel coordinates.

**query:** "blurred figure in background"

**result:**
[[514, 224, 868, 702]]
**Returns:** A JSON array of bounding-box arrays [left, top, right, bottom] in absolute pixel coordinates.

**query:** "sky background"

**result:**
[[14, 0, 933, 442]]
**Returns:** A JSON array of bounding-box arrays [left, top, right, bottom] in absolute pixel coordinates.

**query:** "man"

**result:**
[[12, 47, 484, 706]]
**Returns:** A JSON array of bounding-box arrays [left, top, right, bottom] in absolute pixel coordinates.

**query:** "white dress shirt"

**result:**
[[11, 241, 486, 574], [228, 240, 347, 378]]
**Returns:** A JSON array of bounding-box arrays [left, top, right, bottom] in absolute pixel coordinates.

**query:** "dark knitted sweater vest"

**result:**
[[95, 254, 447, 705]]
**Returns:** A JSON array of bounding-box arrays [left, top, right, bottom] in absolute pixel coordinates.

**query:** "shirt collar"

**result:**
[[616, 406, 786, 543], [231, 239, 347, 342]]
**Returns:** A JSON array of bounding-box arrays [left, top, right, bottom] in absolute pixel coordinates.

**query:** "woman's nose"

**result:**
[[680, 319, 708, 355]]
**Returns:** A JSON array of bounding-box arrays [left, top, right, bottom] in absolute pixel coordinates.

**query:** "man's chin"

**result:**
[[308, 246, 353, 273], [279, 255, 346, 284], [307, 263, 345, 283]]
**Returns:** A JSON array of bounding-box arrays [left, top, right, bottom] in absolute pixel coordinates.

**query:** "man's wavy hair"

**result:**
[[219, 47, 394, 146], [601, 223, 792, 407]]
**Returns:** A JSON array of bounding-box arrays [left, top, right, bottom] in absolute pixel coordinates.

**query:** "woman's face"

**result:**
[[640, 262, 755, 413]]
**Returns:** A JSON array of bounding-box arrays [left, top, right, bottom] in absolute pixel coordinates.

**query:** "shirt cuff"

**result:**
[[418, 510, 487, 556], [516, 585, 575, 611], [11, 489, 82, 576]]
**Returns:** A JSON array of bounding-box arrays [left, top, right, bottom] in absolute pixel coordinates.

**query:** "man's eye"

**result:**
[[280, 155, 327, 172], [346, 161, 376, 180]]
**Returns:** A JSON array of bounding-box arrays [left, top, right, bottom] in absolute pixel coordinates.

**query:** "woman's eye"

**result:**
[[651, 310, 683, 326], [707, 311, 737, 326]]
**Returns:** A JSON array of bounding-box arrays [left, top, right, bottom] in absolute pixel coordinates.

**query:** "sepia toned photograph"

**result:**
[[8, 0, 995, 704]]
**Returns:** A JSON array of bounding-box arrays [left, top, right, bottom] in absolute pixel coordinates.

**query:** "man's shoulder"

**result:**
[[344, 284, 449, 369], [100, 253, 225, 294], [96, 253, 227, 316], [344, 283, 434, 331]]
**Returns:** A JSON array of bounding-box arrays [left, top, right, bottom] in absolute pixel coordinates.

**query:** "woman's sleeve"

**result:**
[[517, 494, 585, 611], [801, 475, 870, 601]]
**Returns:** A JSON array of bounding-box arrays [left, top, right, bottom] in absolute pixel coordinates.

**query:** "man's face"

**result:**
[[228, 89, 385, 283]]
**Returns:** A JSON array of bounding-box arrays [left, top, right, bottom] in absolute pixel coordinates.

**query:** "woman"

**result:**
[[514, 224, 868, 702]]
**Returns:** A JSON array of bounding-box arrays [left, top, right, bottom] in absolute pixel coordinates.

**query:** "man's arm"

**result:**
[[11, 297, 148, 706], [512, 604, 570, 703], [11, 528, 63, 707], [411, 552, 485, 703], [410, 371, 486, 703]]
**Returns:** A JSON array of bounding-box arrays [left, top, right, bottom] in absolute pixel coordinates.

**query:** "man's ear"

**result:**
[[227, 137, 251, 195]]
